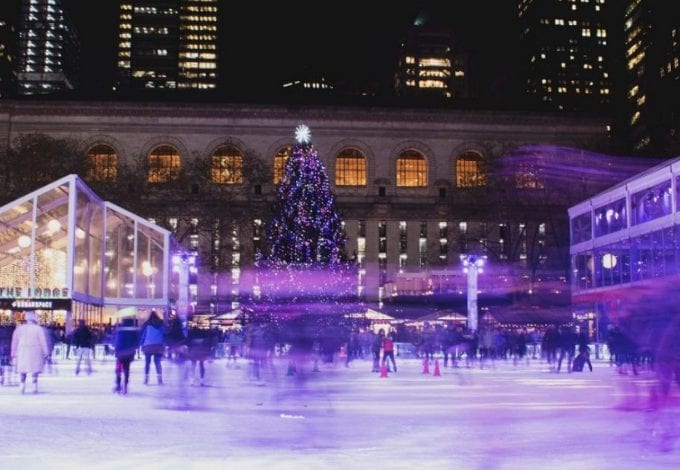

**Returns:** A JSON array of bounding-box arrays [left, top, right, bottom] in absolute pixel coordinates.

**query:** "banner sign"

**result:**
[[0, 299, 72, 310]]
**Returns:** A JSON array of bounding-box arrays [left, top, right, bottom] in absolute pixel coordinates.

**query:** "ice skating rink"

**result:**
[[1, 355, 678, 470]]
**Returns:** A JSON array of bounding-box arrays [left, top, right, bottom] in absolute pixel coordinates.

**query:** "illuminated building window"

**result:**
[[86, 144, 118, 182], [273, 146, 292, 184], [456, 151, 487, 187], [211, 145, 243, 184], [335, 148, 366, 186], [420, 58, 450, 68], [396, 149, 427, 187], [147, 145, 180, 183], [631, 111, 640, 125]]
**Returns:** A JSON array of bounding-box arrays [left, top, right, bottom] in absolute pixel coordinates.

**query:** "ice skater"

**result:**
[[139, 310, 165, 385], [11, 311, 49, 394], [381, 330, 397, 373], [113, 317, 139, 395], [0, 324, 14, 386], [72, 319, 95, 375]]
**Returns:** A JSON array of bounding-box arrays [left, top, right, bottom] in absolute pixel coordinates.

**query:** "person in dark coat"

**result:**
[[113, 317, 139, 395], [187, 327, 215, 386], [139, 310, 165, 385], [0, 324, 15, 386], [572, 332, 593, 372], [72, 319, 95, 375]]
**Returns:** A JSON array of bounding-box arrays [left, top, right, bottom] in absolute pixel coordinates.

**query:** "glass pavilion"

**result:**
[[0, 175, 171, 326], [569, 156, 680, 335]]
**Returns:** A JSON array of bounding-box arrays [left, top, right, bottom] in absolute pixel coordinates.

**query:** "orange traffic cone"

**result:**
[[380, 362, 389, 378], [433, 359, 441, 377], [422, 357, 430, 374]]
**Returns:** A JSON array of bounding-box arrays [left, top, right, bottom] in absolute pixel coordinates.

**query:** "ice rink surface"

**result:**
[[1, 354, 679, 470]]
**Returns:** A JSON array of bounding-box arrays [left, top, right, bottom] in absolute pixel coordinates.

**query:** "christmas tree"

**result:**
[[256, 124, 358, 318], [266, 124, 345, 266]]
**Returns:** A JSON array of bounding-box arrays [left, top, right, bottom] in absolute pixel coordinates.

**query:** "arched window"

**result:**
[[456, 151, 487, 188], [335, 148, 366, 186], [211, 145, 243, 184], [147, 145, 180, 183], [273, 146, 292, 184], [86, 144, 118, 182], [396, 149, 427, 187]]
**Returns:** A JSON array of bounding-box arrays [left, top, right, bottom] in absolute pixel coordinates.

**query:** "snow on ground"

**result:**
[[1, 354, 679, 470]]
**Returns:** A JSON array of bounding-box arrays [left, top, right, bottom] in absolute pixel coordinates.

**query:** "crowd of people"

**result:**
[[1, 309, 680, 408]]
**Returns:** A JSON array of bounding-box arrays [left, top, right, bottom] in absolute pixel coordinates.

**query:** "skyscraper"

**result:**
[[116, 0, 217, 92], [394, 11, 467, 101], [16, 0, 79, 96], [0, 2, 19, 99], [518, 0, 612, 111], [621, 0, 680, 155]]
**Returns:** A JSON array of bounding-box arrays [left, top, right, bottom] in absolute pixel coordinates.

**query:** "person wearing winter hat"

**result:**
[[11, 311, 49, 394]]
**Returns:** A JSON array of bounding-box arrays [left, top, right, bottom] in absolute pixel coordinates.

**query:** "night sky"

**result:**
[[64, 0, 517, 100]]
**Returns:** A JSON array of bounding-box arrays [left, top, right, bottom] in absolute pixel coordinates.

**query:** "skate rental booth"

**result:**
[[0, 175, 172, 326]]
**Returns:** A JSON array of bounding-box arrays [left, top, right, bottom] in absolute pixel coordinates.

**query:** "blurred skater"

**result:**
[[381, 330, 397, 373], [0, 324, 15, 385], [113, 317, 139, 395], [139, 310, 165, 385], [11, 311, 49, 394], [72, 319, 95, 375], [187, 327, 216, 386], [572, 333, 593, 372]]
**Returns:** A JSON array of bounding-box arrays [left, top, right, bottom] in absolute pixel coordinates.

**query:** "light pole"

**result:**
[[461, 254, 485, 332], [172, 252, 195, 322]]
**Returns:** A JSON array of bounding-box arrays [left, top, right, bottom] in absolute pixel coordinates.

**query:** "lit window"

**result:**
[[86, 144, 118, 182], [630, 111, 640, 125], [211, 145, 243, 184], [420, 57, 450, 68], [335, 148, 367, 186], [273, 146, 292, 184], [147, 145, 180, 183], [396, 149, 427, 187], [456, 151, 487, 188]]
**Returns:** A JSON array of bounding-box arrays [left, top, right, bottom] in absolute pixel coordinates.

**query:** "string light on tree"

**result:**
[[256, 124, 358, 321]]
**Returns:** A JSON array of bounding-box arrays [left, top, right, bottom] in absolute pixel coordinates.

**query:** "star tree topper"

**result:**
[[295, 124, 311, 145]]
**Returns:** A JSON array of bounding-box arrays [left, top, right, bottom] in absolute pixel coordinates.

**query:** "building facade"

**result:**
[[0, 99, 614, 315], [116, 0, 218, 92], [621, 0, 680, 155], [394, 11, 467, 100], [0, 2, 19, 99], [16, 0, 79, 95], [518, 0, 613, 111]]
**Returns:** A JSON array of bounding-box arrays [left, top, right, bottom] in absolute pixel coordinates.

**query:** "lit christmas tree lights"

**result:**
[[266, 124, 346, 266], [255, 124, 358, 319]]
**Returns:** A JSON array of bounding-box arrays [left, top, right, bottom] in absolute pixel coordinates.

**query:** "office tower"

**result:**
[[0, 2, 19, 98], [116, 0, 217, 92], [518, 0, 612, 111], [394, 11, 467, 100], [16, 0, 79, 95], [622, 0, 680, 155]]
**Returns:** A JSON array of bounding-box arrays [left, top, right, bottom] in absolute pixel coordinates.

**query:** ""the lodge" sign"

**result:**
[[0, 287, 70, 298]]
